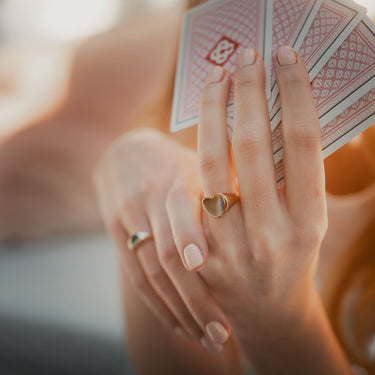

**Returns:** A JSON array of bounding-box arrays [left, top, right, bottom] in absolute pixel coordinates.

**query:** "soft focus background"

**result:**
[[0, 1, 179, 374], [0, 0, 179, 136], [0, 0, 374, 374]]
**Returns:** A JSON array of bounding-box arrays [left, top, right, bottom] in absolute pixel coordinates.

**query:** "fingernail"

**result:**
[[237, 48, 256, 66], [174, 327, 190, 341], [207, 66, 225, 83], [200, 336, 224, 354], [206, 321, 230, 344], [277, 46, 297, 66], [183, 243, 203, 270]]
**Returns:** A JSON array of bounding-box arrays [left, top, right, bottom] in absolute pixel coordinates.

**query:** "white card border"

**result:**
[[271, 16, 375, 133], [268, 0, 324, 109]]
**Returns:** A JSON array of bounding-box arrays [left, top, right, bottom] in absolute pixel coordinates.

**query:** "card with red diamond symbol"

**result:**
[[170, 0, 273, 133]]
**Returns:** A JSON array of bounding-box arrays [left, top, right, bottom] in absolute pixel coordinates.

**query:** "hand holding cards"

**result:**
[[170, 0, 375, 172]]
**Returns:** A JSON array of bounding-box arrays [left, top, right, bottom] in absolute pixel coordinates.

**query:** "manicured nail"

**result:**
[[237, 48, 256, 66], [206, 321, 230, 344], [183, 243, 204, 270], [174, 327, 190, 341], [277, 46, 297, 66], [200, 336, 224, 354], [207, 66, 225, 83]]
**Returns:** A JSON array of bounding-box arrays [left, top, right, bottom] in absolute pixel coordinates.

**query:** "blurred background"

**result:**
[[0, 0, 374, 374], [0, 1, 181, 374], [0, 0, 179, 136]]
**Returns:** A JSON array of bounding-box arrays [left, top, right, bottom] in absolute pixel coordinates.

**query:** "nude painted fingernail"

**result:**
[[200, 336, 224, 354], [174, 327, 190, 341], [183, 243, 203, 270], [277, 46, 297, 66], [237, 48, 256, 66], [206, 321, 230, 344], [208, 66, 225, 83]]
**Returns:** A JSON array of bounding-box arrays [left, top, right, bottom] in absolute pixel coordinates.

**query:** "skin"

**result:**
[[92, 14, 375, 373], [194, 47, 350, 374], [2, 6, 375, 374], [95, 129, 231, 351], [95, 46, 370, 373]]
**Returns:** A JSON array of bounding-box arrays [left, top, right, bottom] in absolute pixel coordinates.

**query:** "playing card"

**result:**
[[274, 88, 375, 183], [270, 16, 375, 132], [170, 0, 274, 133], [269, 0, 366, 131], [268, 0, 323, 107], [226, 0, 323, 122], [321, 88, 375, 158]]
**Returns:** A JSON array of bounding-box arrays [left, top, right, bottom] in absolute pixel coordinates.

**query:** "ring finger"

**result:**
[[118, 203, 207, 342], [109, 220, 181, 334]]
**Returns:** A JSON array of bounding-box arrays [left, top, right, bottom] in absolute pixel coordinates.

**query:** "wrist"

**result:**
[[222, 276, 316, 336], [228, 287, 351, 375], [232, 285, 316, 340]]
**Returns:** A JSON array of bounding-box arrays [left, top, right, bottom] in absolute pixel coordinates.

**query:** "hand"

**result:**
[[95, 128, 231, 353], [191, 47, 350, 374], [196, 46, 327, 319]]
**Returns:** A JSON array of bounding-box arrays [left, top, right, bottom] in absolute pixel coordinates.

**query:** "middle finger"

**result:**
[[198, 66, 236, 196], [232, 48, 279, 224]]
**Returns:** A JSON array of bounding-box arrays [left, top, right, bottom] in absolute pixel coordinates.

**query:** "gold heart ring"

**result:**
[[202, 193, 240, 218]]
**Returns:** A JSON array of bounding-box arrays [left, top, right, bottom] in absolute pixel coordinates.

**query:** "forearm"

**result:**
[[231, 288, 352, 375]]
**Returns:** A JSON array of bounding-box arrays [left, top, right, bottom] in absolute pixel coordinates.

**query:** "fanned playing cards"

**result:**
[[170, 0, 375, 173]]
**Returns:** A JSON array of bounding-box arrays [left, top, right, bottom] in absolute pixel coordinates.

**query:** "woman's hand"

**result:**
[[188, 47, 352, 374], [95, 128, 231, 353], [197, 45, 327, 319]]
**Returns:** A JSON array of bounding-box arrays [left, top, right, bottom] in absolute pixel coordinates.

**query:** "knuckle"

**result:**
[[200, 85, 221, 107], [158, 245, 178, 269], [166, 185, 190, 208], [138, 177, 161, 197], [286, 122, 321, 151], [233, 131, 263, 160], [120, 197, 138, 218], [235, 66, 264, 91], [199, 149, 220, 175], [121, 179, 161, 214], [278, 67, 310, 91], [148, 266, 167, 287]]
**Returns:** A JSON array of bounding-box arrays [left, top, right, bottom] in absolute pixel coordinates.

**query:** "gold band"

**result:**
[[127, 231, 153, 251], [202, 192, 240, 218]]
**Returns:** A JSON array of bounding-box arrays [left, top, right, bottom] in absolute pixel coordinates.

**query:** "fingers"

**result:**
[[198, 66, 236, 195], [197, 65, 244, 239], [232, 49, 279, 221], [118, 204, 205, 342], [149, 204, 231, 349], [166, 182, 208, 272], [275, 46, 326, 221], [109, 220, 181, 333]]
